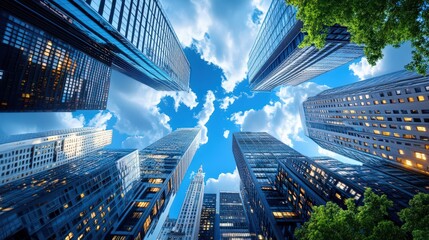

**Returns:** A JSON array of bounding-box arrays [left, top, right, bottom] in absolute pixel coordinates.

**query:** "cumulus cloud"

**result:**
[[230, 82, 329, 146], [195, 91, 216, 144], [219, 96, 238, 110], [160, 0, 271, 92], [107, 71, 198, 149], [88, 111, 112, 129], [0, 112, 85, 135], [223, 130, 230, 139], [205, 168, 240, 193], [349, 43, 412, 80]]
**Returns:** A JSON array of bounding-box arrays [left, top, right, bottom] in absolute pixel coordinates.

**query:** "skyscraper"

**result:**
[[0, 0, 190, 111], [159, 166, 205, 240], [0, 127, 112, 185], [276, 156, 429, 223], [198, 193, 216, 240], [247, 0, 363, 91], [232, 132, 301, 239], [303, 70, 429, 175], [219, 192, 252, 240], [0, 149, 141, 240], [110, 128, 201, 240]]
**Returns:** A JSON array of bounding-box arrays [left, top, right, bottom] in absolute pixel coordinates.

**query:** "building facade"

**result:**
[[219, 192, 252, 240], [160, 166, 205, 240], [232, 132, 301, 240], [0, 0, 189, 111], [0, 149, 141, 240], [198, 193, 216, 240], [303, 70, 429, 175], [110, 128, 201, 240], [0, 127, 112, 185], [247, 0, 363, 91]]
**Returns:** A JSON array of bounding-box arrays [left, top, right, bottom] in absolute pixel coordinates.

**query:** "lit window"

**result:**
[[417, 126, 427, 132], [405, 126, 412, 131], [404, 117, 413, 122], [418, 96, 425, 101], [382, 100, 387, 104], [399, 149, 404, 155], [373, 130, 381, 134], [382, 131, 390, 136], [394, 133, 400, 137], [415, 152, 427, 160], [376, 116, 384, 121], [408, 97, 415, 102], [405, 160, 413, 166]]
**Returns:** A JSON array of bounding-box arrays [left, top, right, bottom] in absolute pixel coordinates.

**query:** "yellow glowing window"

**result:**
[[335, 193, 342, 199], [382, 100, 387, 104], [404, 126, 412, 131], [417, 126, 426, 132], [374, 100, 379, 105], [398, 149, 404, 155], [149, 178, 164, 184], [376, 116, 384, 121], [365, 122, 370, 127], [399, 98, 405, 103], [404, 117, 412, 122], [417, 96, 425, 101], [405, 160, 413, 166], [350, 110, 356, 114], [273, 211, 297, 218], [417, 163, 424, 169], [394, 133, 400, 137], [415, 152, 427, 160], [382, 153, 387, 158], [373, 130, 381, 134], [136, 202, 150, 208], [91, 212, 96, 218], [408, 97, 415, 102], [382, 131, 391, 136], [380, 124, 387, 128], [149, 187, 160, 192], [80, 193, 85, 198]]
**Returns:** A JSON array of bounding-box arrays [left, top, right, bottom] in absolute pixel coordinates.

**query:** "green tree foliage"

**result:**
[[295, 188, 406, 240], [287, 0, 429, 74], [399, 193, 429, 240]]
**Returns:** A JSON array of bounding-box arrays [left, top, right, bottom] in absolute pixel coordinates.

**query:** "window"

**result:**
[[415, 152, 427, 160], [418, 96, 425, 101], [417, 126, 427, 132], [408, 97, 415, 102], [404, 117, 413, 122], [398, 149, 404, 155]]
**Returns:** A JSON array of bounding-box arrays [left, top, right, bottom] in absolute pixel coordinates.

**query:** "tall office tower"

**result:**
[[303, 70, 429, 175], [160, 166, 205, 240], [198, 193, 216, 240], [276, 156, 429, 223], [219, 192, 252, 240], [110, 128, 201, 240], [0, 149, 141, 240], [0, 127, 112, 185], [247, 0, 363, 91], [0, 0, 189, 111], [233, 132, 301, 240]]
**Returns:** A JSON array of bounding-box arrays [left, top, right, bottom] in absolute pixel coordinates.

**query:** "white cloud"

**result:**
[[107, 71, 198, 149], [219, 96, 238, 110], [88, 111, 112, 129], [317, 146, 362, 165], [160, 0, 271, 93], [230, 82, 329, 146], [223, 130, 230, 139], [195, 90, 216, 144], [349, 42, 412, 80], [205, 168, 240, 193], [0, 112, 85, 135]]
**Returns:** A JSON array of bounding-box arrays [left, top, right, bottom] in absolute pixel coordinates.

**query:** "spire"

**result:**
[[198, 165, 203, 173]]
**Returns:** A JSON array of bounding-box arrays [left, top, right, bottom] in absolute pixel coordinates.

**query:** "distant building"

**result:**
[[0, 149, 141, 240], [303, 70, 429, 175], [110, 128, 201, 240], [0, 128, 112, 185], [219, 192, 252, 240], [198, 193, 216, 240], [233, 132, 301, 239], [0, 0, 189, 111], [247, 0, 363, 91], [159, 166, 205, 240]]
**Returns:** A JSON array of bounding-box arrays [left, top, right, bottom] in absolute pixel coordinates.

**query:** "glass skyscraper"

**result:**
[[160, 166, 205, 240], [0, 127, 112, 185], [247, 0, 363, 91], [198, 193, 216, 240], [232, 132, 301, 239], [219, 192, 252, 240], [109, 128, 201, 240], [0, 0, 189, 111], [0, 149, 141, 240], [303, 70, 429, 175]]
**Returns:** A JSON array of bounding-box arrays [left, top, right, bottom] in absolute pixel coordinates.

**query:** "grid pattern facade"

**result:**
[[0, 149, 140, 240], [247, 0, 363, 91], [169, 166, 205, 240], [303, 70, 429, 175], [0, 10, 111, 111], [0, 128, 112, 185], [198, 193, 216, 240], [109, 128, 201, 240], [219, 192, 252, 240], [232, 132, 301, 240]]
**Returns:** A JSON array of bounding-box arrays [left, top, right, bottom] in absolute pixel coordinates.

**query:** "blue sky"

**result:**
[[0, 0, 414, 222]]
